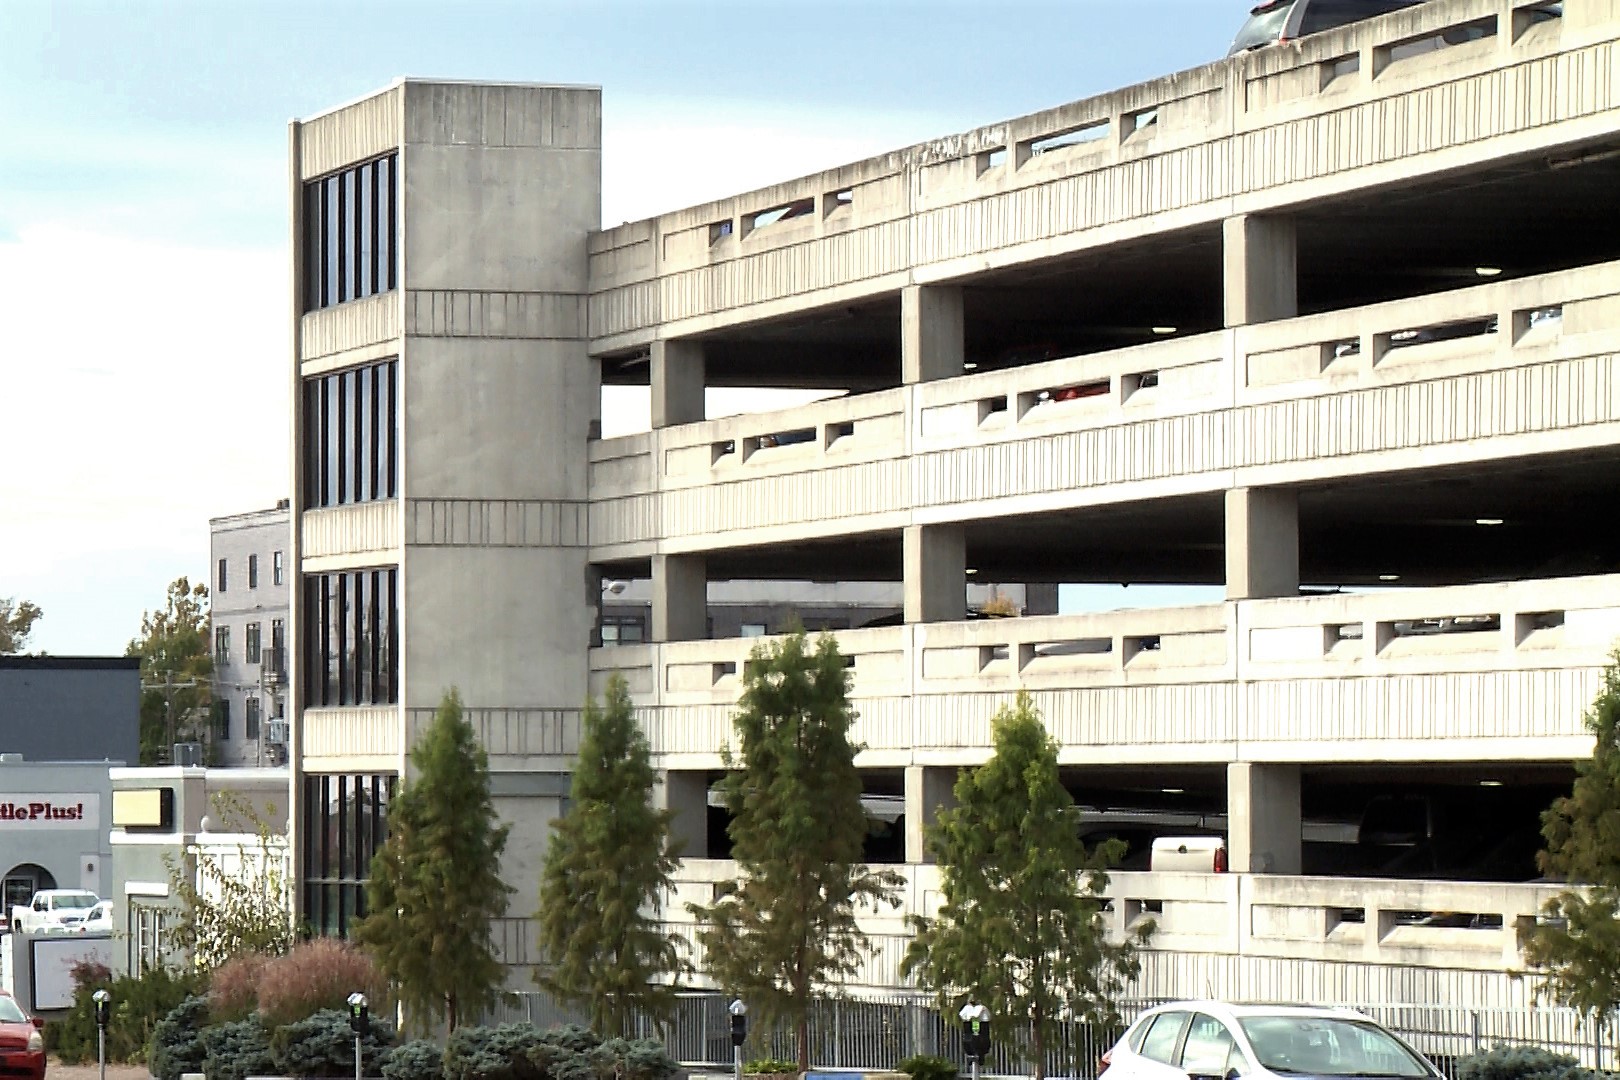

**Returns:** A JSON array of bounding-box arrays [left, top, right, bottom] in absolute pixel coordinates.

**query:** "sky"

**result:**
[[1, 0, 1242, 656]]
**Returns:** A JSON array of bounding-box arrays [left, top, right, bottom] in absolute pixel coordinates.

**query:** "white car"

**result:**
[[61, 900, 113, 934], [1101, 1002, 1442, 1080], [8, 890, 103, 935]]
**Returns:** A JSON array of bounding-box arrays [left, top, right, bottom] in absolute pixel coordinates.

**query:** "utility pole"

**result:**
[[142, 671, 201, 761]]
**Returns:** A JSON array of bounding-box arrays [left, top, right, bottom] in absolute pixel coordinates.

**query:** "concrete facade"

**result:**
[[209, 503, 291, 767], [0, 758, 113, 921], [291, 0, 1620, 1009]]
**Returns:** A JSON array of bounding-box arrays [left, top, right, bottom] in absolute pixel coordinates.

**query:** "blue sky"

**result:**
[[1, 0, 1239, 655]]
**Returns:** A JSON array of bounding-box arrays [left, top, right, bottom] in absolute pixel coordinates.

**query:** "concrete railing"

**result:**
[[591, 573, 1620, 763], [587, 0, 1602, 345], [657, 862, 1570, 984], [588, 259, 1620, 554]]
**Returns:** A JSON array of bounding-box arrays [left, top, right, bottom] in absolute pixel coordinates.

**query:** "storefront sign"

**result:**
[[0, 794, 100, 831], [112, 788, 174, 829]]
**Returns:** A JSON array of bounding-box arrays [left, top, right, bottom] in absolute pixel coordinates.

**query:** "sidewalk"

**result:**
[[47, 1057, 151, 1080]]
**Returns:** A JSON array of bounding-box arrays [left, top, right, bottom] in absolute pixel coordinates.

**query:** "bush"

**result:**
[[150, 996, 212, 1080], [384, 1039, 447, 1080], [743, 1059, 798, 1075], [210, 950, 272, 1021], [52, 963, 202, 1065], [442, 1024, 556, 1080], [596, 1037, 681, 1080], [1457, 1046, 1593, 1080], [898, 1055, 958, 1080], [270, 1007, 397, 1077], [201, 1017, 276, 1080], [258, 937, 386, 1027]]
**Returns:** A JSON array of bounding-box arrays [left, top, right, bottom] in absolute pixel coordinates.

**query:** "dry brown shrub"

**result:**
[[208, 951, 271, 1021], [256, 937, 386, 1027]]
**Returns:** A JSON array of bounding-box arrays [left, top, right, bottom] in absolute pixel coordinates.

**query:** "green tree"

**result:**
[[355, 688, 512, 1032], [902, 693, 1153, 1080], [688, 632, 902, 1073], [164, 792, 297, 970], [126, 577, 212, 765], [536, 674, 689, 1035], [0, 595, 43, 653], [1523, 652, 1620, 1034]]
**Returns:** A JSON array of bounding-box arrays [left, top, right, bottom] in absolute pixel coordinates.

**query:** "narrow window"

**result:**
[[248, 553, 259, 589], [215, 625, 231, 666], [246, 622, 262, 665], [273, 550, 285, 586], [245, 697, 261, 741], [217, 558, 228, 593]]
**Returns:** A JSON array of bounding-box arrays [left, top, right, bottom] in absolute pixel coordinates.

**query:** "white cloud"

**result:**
[[0, 224, 287, 653]]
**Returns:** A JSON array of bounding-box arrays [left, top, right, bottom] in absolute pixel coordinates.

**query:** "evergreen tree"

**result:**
[[355, 688, 512, 1032], [688, 632, 902, 1073], [902, 693, 1153, 1080], [1524, 653, 1620, 1032], [536, 674, 689, 1035]]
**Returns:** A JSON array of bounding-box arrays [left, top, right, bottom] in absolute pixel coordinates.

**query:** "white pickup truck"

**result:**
[[8, 890, 102, 934]]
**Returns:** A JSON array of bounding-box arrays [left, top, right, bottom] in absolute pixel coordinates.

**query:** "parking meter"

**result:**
[[960, 1002, 991, 1080], [728, 999, 748, 1080], [347, 992, 369, 1080], [92, 990, 111, 1080]]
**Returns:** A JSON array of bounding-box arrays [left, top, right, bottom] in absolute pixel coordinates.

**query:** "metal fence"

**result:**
[[483, 991, 1619, 1080]]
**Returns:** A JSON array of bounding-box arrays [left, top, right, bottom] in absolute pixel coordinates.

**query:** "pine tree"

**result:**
[[1524, 653, 1620, 1032], [902, 693, 1153, 1080], [688, 632, 902, 1073], [355, 688, 512, 1032], [536, 674, 689, 1035]]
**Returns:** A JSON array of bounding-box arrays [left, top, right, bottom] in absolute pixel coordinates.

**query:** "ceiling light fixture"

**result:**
[[1474, 266, 1502, 277], [1378, 574, 1401, 582], [1151, 326, 1177, 335], [1476, 517, 1505, 526], [963, 361, 979, 371], [965, 568, 978, 576], [1480, 779, 1504, 787], [1161, 787, 1186, 795]]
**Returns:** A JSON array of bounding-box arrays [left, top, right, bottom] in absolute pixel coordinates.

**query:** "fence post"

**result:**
[[1471, 1011, 1481, 1056]]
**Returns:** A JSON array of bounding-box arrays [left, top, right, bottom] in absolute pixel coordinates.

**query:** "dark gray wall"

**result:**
[[0, 657, 140, 764]]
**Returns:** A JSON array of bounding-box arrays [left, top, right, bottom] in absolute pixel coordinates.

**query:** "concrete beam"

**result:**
[[904, 524, 966, 623], [652, 553, 707, 641], [902, 284, 965, 384], [651, 339, 705, 428], [1224, 213, 1297, 328], [1227, 762, 1302, 874], [1226, 487, 1299, 601]]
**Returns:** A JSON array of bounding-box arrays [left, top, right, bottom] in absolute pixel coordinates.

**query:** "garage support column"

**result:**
[[1227, 763, 1302, 874], [659, 770, 709, 860], [902, 284, 965, 383], [650, 339, 706, 428], [905, 765, 960, 863], [904, 524, 966, 623], [1225, 487, 1299, 600], [1223, 213, 1298, 327], [652, 554, 707, 641]]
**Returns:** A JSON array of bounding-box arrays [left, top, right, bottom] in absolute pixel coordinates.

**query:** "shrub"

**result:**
[[442, 1024, 554, 1080], [201, 1016, 276, 1080], [270, 1007, 397, 1077], [1457, 1046, 1593, 1080], [384, 1039, 447, 1080], [150, 996, 212, 1080], [898, 1055, 958, 1080], [258, 937, 386, 1027], [596, 1037, 681, 1080], [744, 1059, 798, 1075], [210, 950, 272, 1021], [52, 963, 201, 1065]]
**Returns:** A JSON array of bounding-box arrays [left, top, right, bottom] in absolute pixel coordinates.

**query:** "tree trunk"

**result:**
[[798, 1015, 811, 1074]]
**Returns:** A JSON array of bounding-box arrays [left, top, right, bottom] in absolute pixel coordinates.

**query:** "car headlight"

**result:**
[[26, 1030, 43, 1052]]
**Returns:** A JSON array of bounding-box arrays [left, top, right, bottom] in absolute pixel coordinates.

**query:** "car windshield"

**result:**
[[1238, 1015, 1433, 1078], [1229, 1, 1298, 53], [0, 995, 27, 1023], [52, 893, 99, 910]]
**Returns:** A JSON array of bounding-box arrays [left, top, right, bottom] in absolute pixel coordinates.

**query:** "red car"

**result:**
[[0, 990, 45, 1080]]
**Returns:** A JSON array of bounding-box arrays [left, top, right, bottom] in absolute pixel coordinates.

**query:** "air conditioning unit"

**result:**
[[172, 742, 204, 767], [265, 720, 289, 745]]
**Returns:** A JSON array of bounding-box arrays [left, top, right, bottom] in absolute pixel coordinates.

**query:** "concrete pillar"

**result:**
[[902, 284, 965, 383], [904, 765, 960, 864], [650, 339, 705, 428], [652, 554, 707, 641], [904, 524, 966, 623], [659, 770, 709, 860], [1227, 762, 1302, 874], [1224, 213, 1297, 328], [1225, 487, 1299, 600]]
